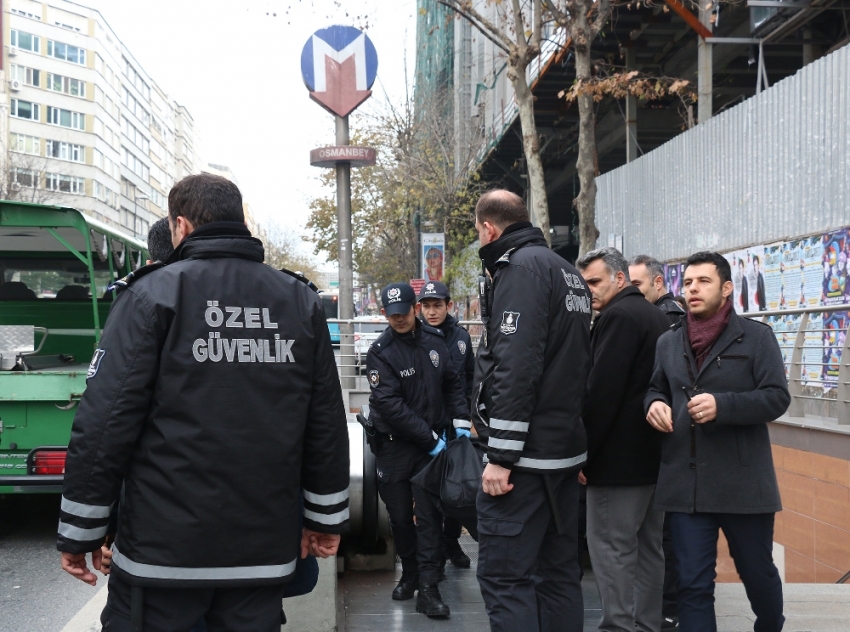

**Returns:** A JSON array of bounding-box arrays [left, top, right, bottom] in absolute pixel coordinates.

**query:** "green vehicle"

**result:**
[[0, 201, 149, 494]]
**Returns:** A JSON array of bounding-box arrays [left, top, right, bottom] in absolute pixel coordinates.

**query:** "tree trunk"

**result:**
[[509, 64, 551, 247], [573, 21, 600, 257]]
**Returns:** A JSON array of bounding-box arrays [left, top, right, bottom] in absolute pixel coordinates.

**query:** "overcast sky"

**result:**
[[81, 0, 417, 259]]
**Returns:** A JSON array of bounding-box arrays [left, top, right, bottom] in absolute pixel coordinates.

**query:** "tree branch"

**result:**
[[510, 0, 528, 52], [532, 0, 543, 51], [591, 0, 612, 34], [437, 0, 512, 53]]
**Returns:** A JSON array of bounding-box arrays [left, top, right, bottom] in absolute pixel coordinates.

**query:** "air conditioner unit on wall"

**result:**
[[10, 79, 21, 92], [9, 46, 18, 56]]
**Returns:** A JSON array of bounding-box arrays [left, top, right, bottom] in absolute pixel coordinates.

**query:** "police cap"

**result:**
[[381, 282, 416, 315], [418, 281, 450, 302]]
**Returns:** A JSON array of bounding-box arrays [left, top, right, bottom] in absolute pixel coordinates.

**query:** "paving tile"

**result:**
[[814, 522, 850, 572], [781, 510, 816, 559], [779, 470, 816, 516], [785, 548, 817, 583]]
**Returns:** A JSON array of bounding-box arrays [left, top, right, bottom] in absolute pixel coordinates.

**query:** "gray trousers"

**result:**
[[587, 484, 665, 632]]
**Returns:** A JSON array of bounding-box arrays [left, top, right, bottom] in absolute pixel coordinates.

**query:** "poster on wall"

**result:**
[[767, 313, 802, 381], [822, 311, 848, 392], [421, 233, 445, 282], [664, 263, 683, 296], [823, 229, 849, 306], [781, 240, 803, 309], [727, 249, 751, 314], [763, 243, 783, 310], [803, 313, 824, 391], [747, 245, 767, 312], [800, 235, 824, 308]]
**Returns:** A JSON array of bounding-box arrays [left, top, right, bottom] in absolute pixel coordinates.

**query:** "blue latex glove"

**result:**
[[455, 428, 471, 439], [429, 437, 447, 457]]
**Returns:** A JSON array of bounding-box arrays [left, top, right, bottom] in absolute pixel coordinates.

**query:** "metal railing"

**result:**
[[331, 306, 850, 424], [741, 304, 850, 424]]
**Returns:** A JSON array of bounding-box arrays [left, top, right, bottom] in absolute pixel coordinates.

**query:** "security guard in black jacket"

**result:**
[[366, 282, 468, 615], [472, 191, 591, 632], [58, 174, 349, 632], [418, 281, 475, 570]]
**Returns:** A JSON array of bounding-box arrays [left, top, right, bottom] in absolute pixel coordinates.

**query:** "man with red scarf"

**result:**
[[646, 251, 790, 632]]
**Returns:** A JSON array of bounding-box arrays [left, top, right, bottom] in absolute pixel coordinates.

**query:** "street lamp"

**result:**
[[133, 193, 150, 239]]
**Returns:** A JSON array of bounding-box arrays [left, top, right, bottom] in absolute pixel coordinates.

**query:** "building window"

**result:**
[[54, 21, 81, 32], [11, 99, 40, 121], [11, 133, 40, 155], [121, 148, 150, 181], [46, 140, 84, 163], [47, 106, 85, 130], [11, 8, 41, 20], [46, 173, 85, 194], [122, 57, 150, 100], [47, 73, 86, 98], [11, 30, 40, 52], [122, 87, 150, 125], [47, 40, 86, 65], [11, 168, 38, 189], [121, 117, 150, 154], [11, 64, 40, 87]]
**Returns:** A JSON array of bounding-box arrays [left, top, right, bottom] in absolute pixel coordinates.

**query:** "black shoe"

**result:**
[[416, 583, 451, 618], [661, 615, 679, 630], [447, 548, 471, 569], [392, 575, 418, 601]]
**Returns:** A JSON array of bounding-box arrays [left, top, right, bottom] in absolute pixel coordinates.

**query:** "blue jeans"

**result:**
[[669, 512, 784, 632]]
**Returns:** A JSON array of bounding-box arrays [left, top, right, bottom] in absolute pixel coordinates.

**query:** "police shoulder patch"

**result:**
[[500, 311, 520, 335], [87, 349, 106, 378], [429, 350, 440, 368], [458, 340, 467, 355], [368, 370, 380, 387]]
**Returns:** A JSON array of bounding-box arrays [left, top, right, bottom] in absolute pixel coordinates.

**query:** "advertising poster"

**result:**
[[781, 240, 803, 309], [822, 311, 848, 392], [664, 263, 683, 297], [747, 245, 767, 312], [767, 313, 802, 381], [727, 249, 750, 314], [803, 314, 824, 390], [800, 235, 824, 308], [823, 229, 848, 306], [421, 233, 445, 282], [763, 243, 783, 310]]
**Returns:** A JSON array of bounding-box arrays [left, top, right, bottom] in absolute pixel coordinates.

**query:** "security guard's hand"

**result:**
[[482, 463, 513, 496], [455, 428, 471, 439], [60, 550, 103, 586], [301, 528, 341, 559], [429, 437, 447, 457]]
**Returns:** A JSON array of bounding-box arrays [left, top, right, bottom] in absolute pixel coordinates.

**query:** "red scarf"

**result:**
[[688, 299, 733, 370]]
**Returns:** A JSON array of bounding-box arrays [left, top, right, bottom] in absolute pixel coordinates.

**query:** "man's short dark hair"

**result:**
[[576, 247, 630, 282], [147, 217, 174, 262], [168, 173, 244, 227], [475, 190, 529, 228], [629, 254, 664, 284], [685, 251, 732, 285]]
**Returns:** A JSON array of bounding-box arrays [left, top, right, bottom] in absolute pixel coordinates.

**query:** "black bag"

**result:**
[[440, 436, 483, 510]]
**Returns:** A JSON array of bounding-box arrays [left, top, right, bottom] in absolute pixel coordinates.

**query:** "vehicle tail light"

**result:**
[[33, 451, 66, 475]]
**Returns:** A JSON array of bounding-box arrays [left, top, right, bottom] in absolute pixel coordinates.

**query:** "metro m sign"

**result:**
[[301, 26, 378, 118]]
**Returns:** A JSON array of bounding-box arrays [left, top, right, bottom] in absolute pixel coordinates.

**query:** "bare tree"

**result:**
[[260, 220, 322, 280], [0, 146, 67, 204]]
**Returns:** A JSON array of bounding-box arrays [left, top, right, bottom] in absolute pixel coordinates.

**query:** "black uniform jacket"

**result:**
[[655, 292, 686, 326], [57, 223, 350, 588], [473, 223, 592, 473], [583, 286, 671, 486], [646, 313, 790, 513], [435, 314, 475, 405], [366, 319, 469, 452]]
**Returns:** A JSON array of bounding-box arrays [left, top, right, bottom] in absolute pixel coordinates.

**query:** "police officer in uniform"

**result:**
[[366, 282, 468, 614], [58, 174, 350, 632], [418, 281, 475, 569], [473, 190, 591, 632]]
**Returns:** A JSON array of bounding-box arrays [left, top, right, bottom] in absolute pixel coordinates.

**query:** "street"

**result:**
[[0, 495, 105, 632]]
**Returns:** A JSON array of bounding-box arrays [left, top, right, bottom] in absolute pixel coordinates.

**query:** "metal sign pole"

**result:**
[[336, 115, 355, 390]]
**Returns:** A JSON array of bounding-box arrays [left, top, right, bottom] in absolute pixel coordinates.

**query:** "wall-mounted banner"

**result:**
[[421, 233, 445, 282], [663, 263, 683, 297], [823, 229, 849, 306]]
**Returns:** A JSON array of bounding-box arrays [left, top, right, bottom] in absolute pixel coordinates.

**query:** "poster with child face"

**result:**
[[823, 229, 849, 306]]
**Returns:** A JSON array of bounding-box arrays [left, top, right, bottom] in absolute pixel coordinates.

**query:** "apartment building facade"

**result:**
[[2, 0, 202, 238]]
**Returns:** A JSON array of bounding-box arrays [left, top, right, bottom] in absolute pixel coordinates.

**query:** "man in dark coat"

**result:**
[[577, 247, 671, 632], [646, 251, 790, 632], [628, 253, 685, 630], [629, 254, 686, 326]]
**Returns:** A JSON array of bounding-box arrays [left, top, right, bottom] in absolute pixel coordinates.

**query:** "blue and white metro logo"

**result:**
[[301, 25, 379, 118]]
